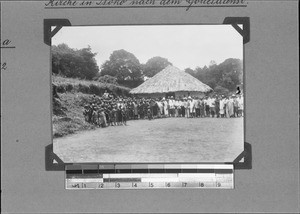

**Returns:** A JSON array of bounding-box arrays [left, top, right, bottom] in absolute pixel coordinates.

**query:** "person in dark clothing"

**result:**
[[83, 105, 90, 122], [121, 107, 127, 125], [112, 106, 117, 125], [147, 107, 153, 120], [117, 106, 122, 125], [139, 102, 144, 119], [200, 98, 205, 117], [205, 100, 210, 117], [104, 107, 110, 126], [215, 97, 220, 118], [181, 104, 186, 118], [150, 99, 157, 118]]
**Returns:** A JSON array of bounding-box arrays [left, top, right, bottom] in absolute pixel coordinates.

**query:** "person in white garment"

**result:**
[[209, 96, 216, 118], [237, 94, 244, 117], [219, 96, 225, 118], [190, 97, 196, 118], [186, 96, 192, 118], [169, 96, 175, 117], [163, 98, 168, 117], [204, 97, 210, 117], [174, 98, 179, 117], [156, 99, 163, 118], [224, 97, 229, 118]]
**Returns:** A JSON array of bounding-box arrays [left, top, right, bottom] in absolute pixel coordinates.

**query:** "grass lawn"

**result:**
[[53, 117, 243, 163]]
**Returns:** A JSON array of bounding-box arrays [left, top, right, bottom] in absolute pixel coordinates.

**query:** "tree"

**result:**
[[193, 58, 243, 92], [217, 58, 243, 91], [143, 56, 172, 77], [52, 44, 99, 80], [214, 85, 230, 95], [100, 49, 142, 81], [209, 60, 217, 67], [184, 68, 197, 78]]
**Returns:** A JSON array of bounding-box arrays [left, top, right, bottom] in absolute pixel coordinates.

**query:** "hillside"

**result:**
[[53, 75, 131, 96], [52, 75, 131, 138]]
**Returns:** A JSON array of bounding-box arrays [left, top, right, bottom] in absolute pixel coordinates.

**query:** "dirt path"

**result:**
[[53, 117, 243, 163]]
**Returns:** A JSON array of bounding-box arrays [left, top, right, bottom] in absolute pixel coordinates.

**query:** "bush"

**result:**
[[52, 97, 67, 116], [53, 75, 131, 96], [56, 84, 65, 93], [78, 83, 90, 94], [89, 84, 102, 95], [95, 75, 118, 85], [66, 83, 74, 92], [52, 93, 97, 138], [117, 79, 144, 88]]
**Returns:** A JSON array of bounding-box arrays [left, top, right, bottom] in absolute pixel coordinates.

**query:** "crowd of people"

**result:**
[[83, 91, 244, 128]]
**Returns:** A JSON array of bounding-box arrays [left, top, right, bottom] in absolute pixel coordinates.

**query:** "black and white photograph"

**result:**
[[1, 0, 299, 213], [52, 25, 244, 163]]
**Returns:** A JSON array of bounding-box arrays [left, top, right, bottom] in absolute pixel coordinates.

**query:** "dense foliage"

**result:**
[[100, 49, 143, 81], [93, 75, 118, 85], [52, 44, 99, 80], [143, 56, 172, 77], [52, 43, 242, 92], [185, 58, 243, 92]]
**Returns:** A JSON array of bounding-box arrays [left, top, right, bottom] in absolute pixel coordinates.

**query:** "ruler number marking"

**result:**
[[65, 164, 233, 189], [71, 183, 80, 188]]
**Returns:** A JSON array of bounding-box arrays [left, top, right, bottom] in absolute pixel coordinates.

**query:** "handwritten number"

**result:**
[[132, 183, 137, 187], [166, 183, 171, 187], [116, 183, 120, 188], [99, 183, 104, 188], [149, 183, 154, 187], [200, 183, 204, 187], [182, 182, 187, 187], [1, 63, 7, 71]]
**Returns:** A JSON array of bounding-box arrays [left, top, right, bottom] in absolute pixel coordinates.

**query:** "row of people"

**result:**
[[83, 93, 244, 127], [83, 104, 127, 127]]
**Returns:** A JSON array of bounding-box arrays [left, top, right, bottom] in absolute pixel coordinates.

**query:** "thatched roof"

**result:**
[[130, 65, 212, 94]]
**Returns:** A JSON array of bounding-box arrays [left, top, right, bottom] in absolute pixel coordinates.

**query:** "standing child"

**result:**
[[113, 106, 118, 126], [117, 106, 122, 125], [104, 107, 110, 127], [98, 108, 106, 128], [147, 106, 153, 120], [121, 107, 127, 125], [133, 101, 138, 119], [219, 97, 225, 118]]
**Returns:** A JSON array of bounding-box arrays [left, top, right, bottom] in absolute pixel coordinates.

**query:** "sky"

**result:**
[[52, 25, 243, 70]]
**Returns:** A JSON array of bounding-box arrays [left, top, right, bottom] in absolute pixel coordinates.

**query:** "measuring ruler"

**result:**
[[65, 164, 234, 189]]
